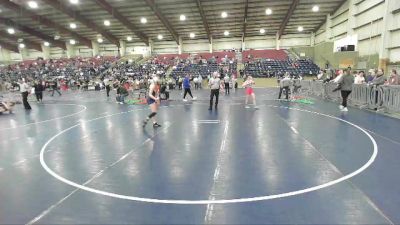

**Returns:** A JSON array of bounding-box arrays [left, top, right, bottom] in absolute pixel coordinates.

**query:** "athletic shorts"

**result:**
[[147, 98, 156, 105], [245, 87, 254, 95]]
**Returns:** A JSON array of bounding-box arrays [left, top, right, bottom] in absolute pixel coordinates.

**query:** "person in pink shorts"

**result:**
[[242, 76, 258, 109]]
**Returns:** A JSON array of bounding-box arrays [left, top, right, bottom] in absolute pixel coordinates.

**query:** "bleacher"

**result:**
[[243, 50, 320, 77], [164, 51, 237, 78]]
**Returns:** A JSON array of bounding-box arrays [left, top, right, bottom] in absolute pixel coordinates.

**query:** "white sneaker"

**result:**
[[193, 97, 197, 100], [183, 99, 188, 102], [339, 105, 344, 110], [341, 107, 348, 112], [245, 105, 250, 109]]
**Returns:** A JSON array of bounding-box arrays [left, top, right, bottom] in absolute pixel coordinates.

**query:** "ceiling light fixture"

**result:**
[[69, 23, 77, 29], [126, 36, 132, 41], [69, 0, 79, 4], [104, 20, 111, 26], [157, 34, 163, 40], [19, 43, 25, 49], [141, 17, 147, 24], [189, 33, 195, 38], [312, 5, 319, 12], [266, 8, 272, 15], [44, 42, 50, 47], [28, 1, 38, 9], [180, 15, 186, 21], [97, 38, 103, 43], [221, 12, 228, 18], [298, 26, 304, 32], [7, 28, 15, 34], [224, 31, 229, 36], [69, 39, 76, 45], [260, 28, 265, 34]]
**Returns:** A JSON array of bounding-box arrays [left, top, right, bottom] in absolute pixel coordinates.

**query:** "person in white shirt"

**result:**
[[354, 71, 366, 84], [198, 75, 203, 89], [193, 77, 199, 90], [208, 72, 221, 110], [223, 74, 230, 95], [19, 79, 31, 110]]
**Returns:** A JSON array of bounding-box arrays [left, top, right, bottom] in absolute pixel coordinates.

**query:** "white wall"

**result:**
[[152, 40, 179, 54], [182, 39, 209, 53], [213, 37, 242, 51], [316, 0, 400, 63], [245, 36, 276, 49], [280, 34, 311, 48]]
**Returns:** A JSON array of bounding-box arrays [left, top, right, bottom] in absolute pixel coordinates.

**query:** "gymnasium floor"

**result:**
[[1, 88, 399, 225]]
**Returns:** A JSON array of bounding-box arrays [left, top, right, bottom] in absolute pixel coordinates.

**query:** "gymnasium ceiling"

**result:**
[[0, 0, 346, 52]]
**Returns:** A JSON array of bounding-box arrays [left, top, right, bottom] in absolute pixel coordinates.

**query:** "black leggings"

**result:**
[[224, 83, 230, 94], [106, 85, 111, 97], [35, 92, 43, 101], [210, 89, 219, 108], [22, 91, 31, 109], [183, 88, 193, 99], [278, 87, 289, 99], [341, 90, 351, 107]]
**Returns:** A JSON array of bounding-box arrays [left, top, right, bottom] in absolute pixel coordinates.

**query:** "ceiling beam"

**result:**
[[0, 40, 18, 52], [242, 0, 249, 42], [330, 0, 348, 16], [0, 0, 92, 49], [41, 0, 120, 47], [278, 0, 300, 39], [0, 17, 66, 50], [95, 0, 149, 46], [0, 30, 42, 51], [143, 0, 179, 44], [195, 0, 211, 43]]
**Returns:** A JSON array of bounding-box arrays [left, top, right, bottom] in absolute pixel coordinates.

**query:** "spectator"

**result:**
[[223, 74, 230, 95], [387, 69, 399, 85], [336, 69, 354, 112], [116, 83, 128, 104], [50, 80, 62, 96], [18, 78, 31, 110], [182, 75, 196, 101], [366, 69, 375, 83], [33, 80, 44, 102], [354, 71, 366, 84], [371, 69, 386, 86], [198, 75, 203, 89]]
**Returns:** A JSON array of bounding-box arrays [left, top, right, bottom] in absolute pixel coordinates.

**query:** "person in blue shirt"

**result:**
[[182, 74, 196, 102]]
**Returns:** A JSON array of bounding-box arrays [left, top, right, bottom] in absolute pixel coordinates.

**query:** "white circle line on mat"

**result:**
[[40, 104, 378, 204], [0, 104, 87, 131]]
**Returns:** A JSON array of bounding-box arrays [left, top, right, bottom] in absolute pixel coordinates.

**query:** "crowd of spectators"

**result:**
[[316, 68, 399, 86]]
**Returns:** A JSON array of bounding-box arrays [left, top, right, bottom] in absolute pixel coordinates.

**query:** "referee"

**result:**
[[208, 72, 221, 111]]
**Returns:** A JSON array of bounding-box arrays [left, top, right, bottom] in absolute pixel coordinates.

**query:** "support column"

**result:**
[[91, 41, 100, 56], [19, 47, 29, 61], [310, 32, 316, 47], [66, 43, 76, 58], [178, 36, 183, 54], [41, 44, 51, 60], [378, 0, 392, 70], [325, 14, 332, 42], [209, 37, 213, 53], [276, 32, 280, 50], [0, 48, 12, 62], [149, 39, 154, 55], [241, 38, 246, 51], [119, 40, 126, 57]]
